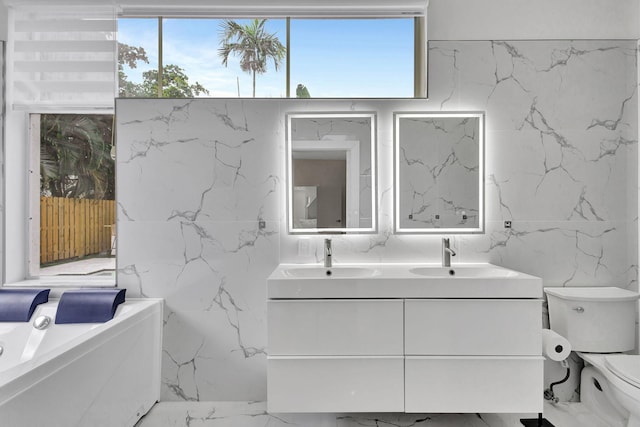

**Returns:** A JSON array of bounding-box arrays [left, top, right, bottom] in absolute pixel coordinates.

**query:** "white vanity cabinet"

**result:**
[[266, 263, 544, 414], [267, 297, 542, 414], [404, 299, 543, 413], [267, 299, 405, 412]]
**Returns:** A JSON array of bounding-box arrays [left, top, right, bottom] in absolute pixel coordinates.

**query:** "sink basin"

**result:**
[[283, 267, 380, 278], [268, 263, 542, 299], [409, 266, 519, 279]]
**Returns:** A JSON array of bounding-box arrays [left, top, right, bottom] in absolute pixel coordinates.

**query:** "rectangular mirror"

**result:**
[[394, 112, 484, 234], [286, 112, 377, 234]]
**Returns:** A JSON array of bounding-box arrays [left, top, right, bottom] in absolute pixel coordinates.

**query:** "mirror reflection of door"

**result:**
[[317, 185, 344, 228], [292, 157, 346, 229]]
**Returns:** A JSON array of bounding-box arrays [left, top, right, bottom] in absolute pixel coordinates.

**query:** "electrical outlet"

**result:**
[[504, 220, 512, 229], [258, 220, 266, 230]]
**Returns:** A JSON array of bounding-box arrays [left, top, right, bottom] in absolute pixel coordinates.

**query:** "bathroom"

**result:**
[[1, 0, 639, 426]]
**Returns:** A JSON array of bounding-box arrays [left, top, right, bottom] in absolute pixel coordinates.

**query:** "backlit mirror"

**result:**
[[286, 112, 377, 234], [394, 112, 484, 233]]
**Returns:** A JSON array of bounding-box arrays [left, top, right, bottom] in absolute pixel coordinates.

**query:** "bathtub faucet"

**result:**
[[33, 315, 51, 330]]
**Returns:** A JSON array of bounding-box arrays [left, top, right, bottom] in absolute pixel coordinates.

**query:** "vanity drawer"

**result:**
[[268, 356, 404, 413], [268, 299, 403, 355], [405, 299, 541, 355], [405, 356, 543, 413]]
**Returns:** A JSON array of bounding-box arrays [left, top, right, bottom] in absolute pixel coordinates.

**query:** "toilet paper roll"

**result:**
[[542, 329, 571, 361]]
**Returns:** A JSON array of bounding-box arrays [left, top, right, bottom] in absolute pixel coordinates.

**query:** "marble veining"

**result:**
[[134, 401, 606, 427], [116, 39, 637, 402]]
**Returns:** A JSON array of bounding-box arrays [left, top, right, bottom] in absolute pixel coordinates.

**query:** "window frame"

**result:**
[[117, 15, 427, 99], [4, 110, 117, 288]]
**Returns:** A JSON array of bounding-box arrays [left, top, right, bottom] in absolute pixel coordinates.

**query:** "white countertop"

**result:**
[[267, 263, 543, 299]]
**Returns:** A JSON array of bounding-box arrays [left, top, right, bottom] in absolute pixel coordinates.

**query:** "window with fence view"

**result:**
[[38, 114, 116, 276]]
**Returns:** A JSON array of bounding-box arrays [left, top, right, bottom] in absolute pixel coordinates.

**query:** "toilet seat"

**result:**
[[605, 355, 640, 389]]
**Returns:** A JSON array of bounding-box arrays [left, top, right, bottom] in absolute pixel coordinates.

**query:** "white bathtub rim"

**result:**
[[0, 298, 163, 404]]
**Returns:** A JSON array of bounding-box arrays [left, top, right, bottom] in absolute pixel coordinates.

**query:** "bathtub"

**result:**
[[0, 298, 163, 427]]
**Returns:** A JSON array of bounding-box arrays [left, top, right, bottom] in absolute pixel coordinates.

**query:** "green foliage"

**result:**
[[40, 115, 115, 200], [139, 65, 210, 98], [218, 19, 286, 97], [118, 42, 149, 98], [296, 84, 310, 98], [118, 42, 209, 98]]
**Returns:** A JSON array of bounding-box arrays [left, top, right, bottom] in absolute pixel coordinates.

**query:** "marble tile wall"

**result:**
[[116, 40, 638, 402]]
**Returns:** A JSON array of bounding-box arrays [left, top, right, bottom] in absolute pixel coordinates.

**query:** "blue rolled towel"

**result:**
[[0, 288, 50, 322], [55, 288, 126, 324]]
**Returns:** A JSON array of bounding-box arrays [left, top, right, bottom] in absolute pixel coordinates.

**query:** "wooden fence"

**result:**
[[40, 197, 116, 265]]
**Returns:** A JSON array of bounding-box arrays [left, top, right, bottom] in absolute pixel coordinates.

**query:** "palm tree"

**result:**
[[40, 114, 114, 200], [218, 19, 286, 97]]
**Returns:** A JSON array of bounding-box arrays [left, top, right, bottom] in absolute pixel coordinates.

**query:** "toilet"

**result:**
[[545, 287, 640, 427]]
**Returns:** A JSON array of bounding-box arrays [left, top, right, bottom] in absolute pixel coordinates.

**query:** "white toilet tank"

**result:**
[[545, 287, 639, 353]]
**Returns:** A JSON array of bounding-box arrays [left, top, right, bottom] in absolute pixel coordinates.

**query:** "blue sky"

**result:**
[[118, 18, 414, 98]]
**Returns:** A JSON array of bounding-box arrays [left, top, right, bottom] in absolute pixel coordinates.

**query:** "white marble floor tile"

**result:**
[[543, 402, 614, 427], [135, 401, 603, 427]]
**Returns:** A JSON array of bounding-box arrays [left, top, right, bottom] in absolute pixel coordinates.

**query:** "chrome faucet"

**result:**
[[324, 238, 332, 268], [442, 237, 456, 267]]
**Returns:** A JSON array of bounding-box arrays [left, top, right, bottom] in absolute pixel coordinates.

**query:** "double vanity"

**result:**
[[272, 111, 542, 413], [267, 263, 544, 414]]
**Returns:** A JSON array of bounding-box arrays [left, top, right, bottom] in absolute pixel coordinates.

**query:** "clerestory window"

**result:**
[[117, 17, 417, 99]]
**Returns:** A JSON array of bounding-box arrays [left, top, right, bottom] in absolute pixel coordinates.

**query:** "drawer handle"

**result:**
[[572, 306, 584, 313]]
